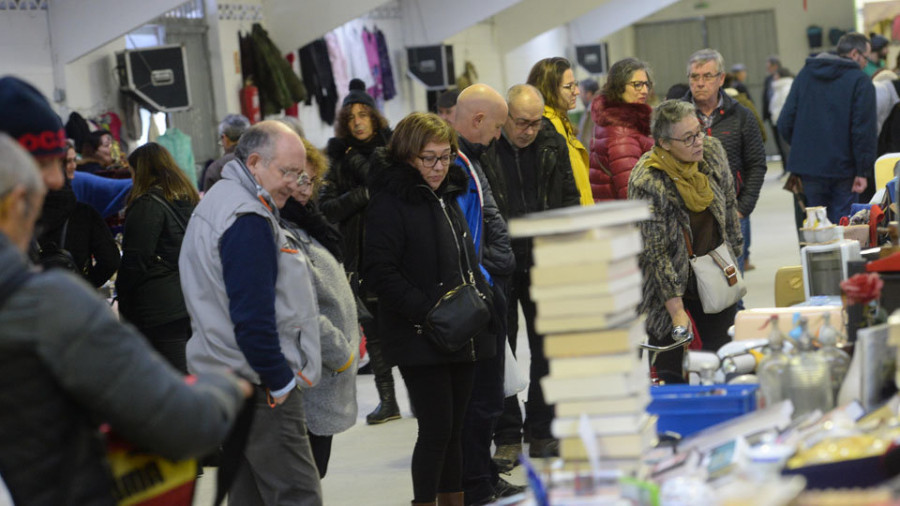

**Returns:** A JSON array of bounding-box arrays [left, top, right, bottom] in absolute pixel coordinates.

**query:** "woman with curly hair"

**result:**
[[117, 142, 199, 373], [589, 58, 655, 201], [527, 57, 594, 206], [320, 79, 400, 425]]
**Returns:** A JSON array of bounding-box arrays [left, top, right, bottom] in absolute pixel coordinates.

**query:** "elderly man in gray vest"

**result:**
[[180, 120, 323, 505]]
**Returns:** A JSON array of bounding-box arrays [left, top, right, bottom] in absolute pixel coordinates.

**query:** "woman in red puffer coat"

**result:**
[[589, 58, 655, 201]]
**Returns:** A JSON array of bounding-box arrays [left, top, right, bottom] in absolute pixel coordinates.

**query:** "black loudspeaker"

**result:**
[[575, 43, 609, 74], [116, 45, 191, 112], [407, 45, 455, 90]]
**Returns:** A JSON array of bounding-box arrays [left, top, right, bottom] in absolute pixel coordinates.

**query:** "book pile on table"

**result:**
[[509, 200, 657, 472]]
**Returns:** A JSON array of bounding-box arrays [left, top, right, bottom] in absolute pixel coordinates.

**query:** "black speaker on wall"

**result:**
[[407, 45, 455, 90], [575, 43, 609, 74], [116, 44, 191, 112]]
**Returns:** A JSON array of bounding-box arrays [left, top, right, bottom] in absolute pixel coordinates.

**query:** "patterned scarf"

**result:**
[[647, 145, 713, 212]]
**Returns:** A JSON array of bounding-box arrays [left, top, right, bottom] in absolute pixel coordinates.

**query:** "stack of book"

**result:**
[[509, 201, 657, 471]]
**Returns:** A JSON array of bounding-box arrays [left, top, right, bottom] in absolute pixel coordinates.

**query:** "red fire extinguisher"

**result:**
[[240, 83, 261, 124]]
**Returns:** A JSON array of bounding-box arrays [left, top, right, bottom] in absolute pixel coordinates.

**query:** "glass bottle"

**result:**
[[786, 316, 834, 417], [816, 312, 851, 401], [758, 315, 790, 407]]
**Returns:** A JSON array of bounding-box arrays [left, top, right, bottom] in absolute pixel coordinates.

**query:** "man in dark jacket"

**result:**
[[201, 113, 251, 191], [778, 32, 877, 225], [450, 84, 521, 505], [683, 49, 767, 272], [0, 132, 250, 505], [483, 84, 581, 471]]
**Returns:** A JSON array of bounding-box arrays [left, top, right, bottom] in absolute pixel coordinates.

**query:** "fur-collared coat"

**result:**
[[589, 96, 654, 201], [627, 136, 743, 341]]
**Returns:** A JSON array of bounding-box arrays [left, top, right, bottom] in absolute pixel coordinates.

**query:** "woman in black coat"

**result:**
[[36, 143, 120, 287], [320, 81, 399, 425], [364, 112, 495, 506], [116, 143, 199, 374]]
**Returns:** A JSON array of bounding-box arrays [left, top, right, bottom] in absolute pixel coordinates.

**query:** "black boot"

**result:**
[[365, 334, 400, 425]]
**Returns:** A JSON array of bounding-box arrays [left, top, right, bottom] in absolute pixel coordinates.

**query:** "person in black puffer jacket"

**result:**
[[36, 164, 120, 288], [320, 79, 398, 425], [116, 142, 199, 374], [364, 112, 496, 505]]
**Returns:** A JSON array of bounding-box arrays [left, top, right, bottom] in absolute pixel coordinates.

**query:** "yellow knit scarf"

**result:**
[[647, 145, 713, 212]]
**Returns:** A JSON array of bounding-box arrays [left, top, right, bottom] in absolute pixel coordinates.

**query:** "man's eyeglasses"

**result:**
[[418, 153, 456, 168], [277, 167, 305, 185], [628, 81, 652, 91], [560, 82, 578, 92], [510, 115, 542, 131], [666, 129, 706, 147], [688, 72, 722, 83]]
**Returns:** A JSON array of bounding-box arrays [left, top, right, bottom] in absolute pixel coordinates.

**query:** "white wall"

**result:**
[[64, 38, 126, 118], [635, 0, 855, 75], [0, 11, 54, 102], [503, 26, 569, 89]]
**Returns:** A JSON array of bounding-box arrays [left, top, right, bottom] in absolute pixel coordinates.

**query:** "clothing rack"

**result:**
[[363, 2, 401, 21]]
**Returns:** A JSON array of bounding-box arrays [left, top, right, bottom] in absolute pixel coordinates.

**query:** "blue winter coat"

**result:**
[[778, 53, 876, 179]]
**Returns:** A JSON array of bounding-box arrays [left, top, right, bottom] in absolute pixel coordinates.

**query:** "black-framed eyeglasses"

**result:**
[[509, 115, 542, 130], [560, 82, 578, 92], [688, 72, 722, 82], [418, 153, 457, 168], [628, 81, 652, 91], [666, 129, 706, 147]]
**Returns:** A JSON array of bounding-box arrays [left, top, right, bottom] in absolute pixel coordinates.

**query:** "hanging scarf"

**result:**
[[647, 145, 713, 212]]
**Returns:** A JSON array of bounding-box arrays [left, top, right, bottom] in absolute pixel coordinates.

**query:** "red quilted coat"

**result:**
[[588, 95, 654, 201]]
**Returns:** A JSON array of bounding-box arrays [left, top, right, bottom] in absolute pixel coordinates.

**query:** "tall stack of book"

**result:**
[[509, 200, 657, 472]]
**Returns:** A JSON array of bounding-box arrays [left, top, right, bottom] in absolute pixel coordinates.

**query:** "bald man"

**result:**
[[448, 84, 522, 503], [482, 84, 581, 470]]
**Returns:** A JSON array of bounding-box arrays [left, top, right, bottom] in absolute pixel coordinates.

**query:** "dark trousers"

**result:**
[[650, 294, 737, 379], [308, 432, 332, 479], [495, 268, 553, 444], [801, 175, 858, 225], [462, 279, 508, 502], [400, 362, 476, 502], [139, 316, 190, 375], [229, 387, 322, 506]]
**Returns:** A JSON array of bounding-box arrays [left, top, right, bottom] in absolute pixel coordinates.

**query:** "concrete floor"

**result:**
[[193, 161, 799, 505]]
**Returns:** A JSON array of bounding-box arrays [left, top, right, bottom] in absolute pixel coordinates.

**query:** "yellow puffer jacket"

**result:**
[[545, 106, 594, 206]]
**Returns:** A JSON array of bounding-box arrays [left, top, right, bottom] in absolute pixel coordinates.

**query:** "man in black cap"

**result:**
[[865, 33, 890, 77], [436, 89, 460, 123], [0, 76, 67, 192]]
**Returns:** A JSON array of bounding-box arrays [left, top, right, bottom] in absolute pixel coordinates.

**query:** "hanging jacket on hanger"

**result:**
[[249, 23, 307, 116], [325, 32, 351, 109], [156, 128, 197, 187], [362, 28, 382, 101], [374, 28, 395, 101], [299, 38, 339, 125]]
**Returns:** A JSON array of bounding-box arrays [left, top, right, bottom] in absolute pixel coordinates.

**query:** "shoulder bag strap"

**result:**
[[681, 227, 694, 258], [59, 218, 69, 249], [147, 193, 188, 232]]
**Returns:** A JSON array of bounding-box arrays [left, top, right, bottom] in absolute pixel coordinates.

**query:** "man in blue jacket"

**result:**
[[778, 32, 877, 225]]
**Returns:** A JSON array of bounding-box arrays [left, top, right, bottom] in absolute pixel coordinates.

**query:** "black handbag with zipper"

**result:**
[[422, 194, 491, 354]]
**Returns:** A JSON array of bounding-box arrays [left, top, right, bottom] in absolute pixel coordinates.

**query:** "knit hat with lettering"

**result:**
[[0, 76, 66, 159]]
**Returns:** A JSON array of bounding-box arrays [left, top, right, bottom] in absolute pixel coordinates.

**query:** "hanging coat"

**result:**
[[375, 28, 395, 101], [249, 23, 307, 116], [299, 38, 339, 125]]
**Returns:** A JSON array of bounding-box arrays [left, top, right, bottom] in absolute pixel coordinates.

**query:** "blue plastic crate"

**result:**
[[647, 384, 759, 438]]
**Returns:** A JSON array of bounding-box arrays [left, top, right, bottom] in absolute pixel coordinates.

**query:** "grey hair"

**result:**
[[234, 121, 287, 163], [651, 100, 697, 141], [836, 32, 869, 57], [686, 48, 725, 76], [0, 133, 42, 198], [278, 116, 305, 138], [507, 84, 544, 108], [218, 113, 251, 142]]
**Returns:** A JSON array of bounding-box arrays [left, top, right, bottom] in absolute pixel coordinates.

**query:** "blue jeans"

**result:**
[[800, 175, 858, 225], [738, 216, 750, 273]]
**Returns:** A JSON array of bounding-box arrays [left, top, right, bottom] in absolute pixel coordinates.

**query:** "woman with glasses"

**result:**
[[320, 79, 401, 426], [116, 142, 200, 373], [628, 100, 743, 380], [589, 58, 655, 201], [364, 112, 495, 506], [279, 139, 360, 479], [527, 57, 594, 206]]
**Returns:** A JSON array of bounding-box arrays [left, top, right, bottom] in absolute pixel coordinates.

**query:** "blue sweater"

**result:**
[[778, 53, 877, 179], [220, 214, 295, 395]]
